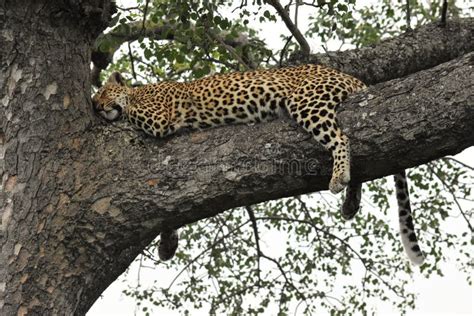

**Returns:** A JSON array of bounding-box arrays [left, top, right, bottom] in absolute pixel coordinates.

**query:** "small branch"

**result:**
[[260, 252, 307, 300], [232, 0, 248, 13], [245, 206, 262, 283], [116, 6, 141, 12], [440, 0, 448, 26], [141, 0, 150, 32], [128, 55, 161, 80], [203, 56, 240, 71], [294, 0, 299, 28], [406, 0, 412, 30], [265, 0, 311, 56], [92, 21, 253, 85], [301, 1, 327, 9], [256, 216, 407, 298], [166, 220, 251, 291], [206, 32, 253, 70], [127, 42, 137, 80], [279, 35, 294, 66], [442, 157, 474, 171], [427, 163, 473, 233]]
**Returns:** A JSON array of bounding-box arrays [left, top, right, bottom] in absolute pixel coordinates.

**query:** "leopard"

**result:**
[[92, 64, 424, 265]]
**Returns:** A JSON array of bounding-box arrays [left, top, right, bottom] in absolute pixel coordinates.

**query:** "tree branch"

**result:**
[[83, 51, 474, 245], [265, 0, 311, 56], [293, 18, 474, 85]]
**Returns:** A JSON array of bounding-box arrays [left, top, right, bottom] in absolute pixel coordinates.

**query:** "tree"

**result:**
[[0, 0, 472, 315]]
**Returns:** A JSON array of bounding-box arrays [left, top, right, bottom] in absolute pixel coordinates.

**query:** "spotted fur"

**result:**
[[92, 65, 423, 264]]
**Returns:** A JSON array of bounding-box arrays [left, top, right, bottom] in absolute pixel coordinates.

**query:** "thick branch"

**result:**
[[73, 54, 474, 309], [86, 52, 474, 229], [304, 18, 474, 84]]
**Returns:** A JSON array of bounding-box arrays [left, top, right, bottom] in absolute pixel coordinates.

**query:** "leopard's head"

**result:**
[[92, 72, 130, 121]]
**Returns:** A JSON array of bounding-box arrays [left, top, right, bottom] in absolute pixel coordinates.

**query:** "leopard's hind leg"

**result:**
[[341, 182, 362, 220], [158, 229, 179, 261]]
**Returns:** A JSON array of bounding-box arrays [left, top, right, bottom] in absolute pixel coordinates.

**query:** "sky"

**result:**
[[88, 1, 473, 315]]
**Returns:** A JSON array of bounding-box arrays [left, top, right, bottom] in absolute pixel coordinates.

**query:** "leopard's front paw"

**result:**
[[329, 177, 346, 194], [329, 170, 350, 194]]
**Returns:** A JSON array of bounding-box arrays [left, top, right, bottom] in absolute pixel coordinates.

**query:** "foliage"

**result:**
[[123, 158, 472, 315], [98, 0, 474, 314], [306, 0, 469, 48]]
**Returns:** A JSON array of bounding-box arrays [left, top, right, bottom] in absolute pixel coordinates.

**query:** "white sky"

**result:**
[[88, 1, 473, 315]]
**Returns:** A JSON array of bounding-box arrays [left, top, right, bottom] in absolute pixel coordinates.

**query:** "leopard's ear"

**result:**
[[107, 72, 125, 86]]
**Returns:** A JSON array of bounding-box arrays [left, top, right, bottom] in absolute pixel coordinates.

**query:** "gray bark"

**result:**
[[0, 0, 473, 314]]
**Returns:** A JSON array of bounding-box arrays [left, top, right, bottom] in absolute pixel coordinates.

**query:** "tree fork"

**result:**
[[0, 1, 473, 314]]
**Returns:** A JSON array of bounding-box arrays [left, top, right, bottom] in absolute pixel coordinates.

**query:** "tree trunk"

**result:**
[[0, 1, 473, 314], [0, 0, 115, 314]]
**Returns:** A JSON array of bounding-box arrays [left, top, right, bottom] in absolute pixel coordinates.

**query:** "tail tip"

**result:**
[[409, 254, 425, 266]]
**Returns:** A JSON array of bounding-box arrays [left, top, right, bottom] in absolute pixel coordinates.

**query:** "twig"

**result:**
[[127, 55, 161, 80], [406, 0, 411, 31], [427, 163, 473, 233], [134, 255, 144, 315], [279, 35, 294, 66], [245, 205, 262, 283], [116, 6, 141, 12], [166, 220, 251, 290], [256, 216, 407, 299], [265, 0, 311, 56], [440, 0, 448, 27], [232, 0, 248, 13], [141, 0, 150, 32], [295, 196, 325, 250], [203, 56, 240, 71], [442, 157, 474, 171], [127, 42, 137, 80], [301, 1, 327, 9], [206, 32, 253, 70], [260, 252, 307, 300]]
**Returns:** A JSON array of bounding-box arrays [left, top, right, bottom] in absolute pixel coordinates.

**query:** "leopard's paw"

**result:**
[[329, 176, 347, 194], [329, 170, 350, 194]]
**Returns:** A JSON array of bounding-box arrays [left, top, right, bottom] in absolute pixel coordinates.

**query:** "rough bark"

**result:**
[[0, 1, 473, 314], [293, 18, 474, 85], [0, 0, 114, 315]]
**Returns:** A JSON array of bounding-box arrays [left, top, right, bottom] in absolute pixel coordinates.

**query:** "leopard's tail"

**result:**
[[394, 171, 425, 265]]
